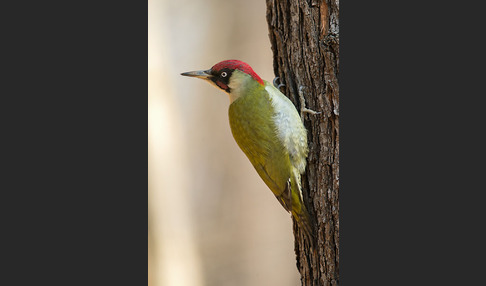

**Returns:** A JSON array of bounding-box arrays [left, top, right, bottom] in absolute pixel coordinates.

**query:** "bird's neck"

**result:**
[[228, 71, 265, 104]]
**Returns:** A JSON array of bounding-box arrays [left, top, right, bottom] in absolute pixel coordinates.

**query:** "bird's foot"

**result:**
[[299, 86, 321, 121], [273, 76, 286, 91]]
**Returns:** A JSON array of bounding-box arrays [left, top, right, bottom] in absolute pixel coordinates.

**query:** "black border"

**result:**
[[6, 1, 147, 284], [341, 0, 484, 284]]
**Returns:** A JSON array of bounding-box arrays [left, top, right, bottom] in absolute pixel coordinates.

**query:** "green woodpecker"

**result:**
[[181, 60, 312, 235]]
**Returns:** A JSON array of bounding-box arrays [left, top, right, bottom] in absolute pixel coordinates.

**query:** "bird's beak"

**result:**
[[180, 69, 212, 80]]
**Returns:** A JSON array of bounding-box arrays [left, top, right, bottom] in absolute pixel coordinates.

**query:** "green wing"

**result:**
[[228, 86, 293, 210]]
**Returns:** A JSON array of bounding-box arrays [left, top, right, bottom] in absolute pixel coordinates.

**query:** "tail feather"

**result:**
[[290, 169, 314, 240], [292, 200, 314, 239], [273, 169, 314, 240]]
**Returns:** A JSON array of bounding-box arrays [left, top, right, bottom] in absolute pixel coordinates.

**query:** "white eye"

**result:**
[[221, 72, 227, 78]]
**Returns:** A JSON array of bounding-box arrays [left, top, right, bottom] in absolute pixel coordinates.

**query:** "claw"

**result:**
[[302, 108, 321, 115], [273, 77, 286, 90], [298, 86, 321, 121]]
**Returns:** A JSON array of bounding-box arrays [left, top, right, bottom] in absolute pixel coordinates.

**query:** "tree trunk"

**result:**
[[266, 0, 339, 285]]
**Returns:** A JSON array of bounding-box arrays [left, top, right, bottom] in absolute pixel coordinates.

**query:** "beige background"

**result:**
[[148, 0, 300, 285]]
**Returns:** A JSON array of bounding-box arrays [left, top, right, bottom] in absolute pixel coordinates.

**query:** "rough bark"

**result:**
[[266, 0, 339, 285]]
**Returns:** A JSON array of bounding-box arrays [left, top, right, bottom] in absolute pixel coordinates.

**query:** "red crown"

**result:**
[[211, 60, 264, 85]]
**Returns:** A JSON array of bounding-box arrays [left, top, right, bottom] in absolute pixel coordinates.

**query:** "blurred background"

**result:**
[[148, 0, 300, 285]]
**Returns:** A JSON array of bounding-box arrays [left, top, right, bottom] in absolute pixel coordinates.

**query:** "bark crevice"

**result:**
[[266, 0, 339, 285]]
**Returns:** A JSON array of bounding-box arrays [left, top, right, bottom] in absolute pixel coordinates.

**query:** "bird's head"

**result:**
[[181, 60, 264, 102]]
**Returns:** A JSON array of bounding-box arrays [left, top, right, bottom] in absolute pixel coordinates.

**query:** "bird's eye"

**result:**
[[221, 72, 227, 78]]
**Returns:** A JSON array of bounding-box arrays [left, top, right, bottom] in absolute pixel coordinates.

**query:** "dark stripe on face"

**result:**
[[210, 68, 233, 93]]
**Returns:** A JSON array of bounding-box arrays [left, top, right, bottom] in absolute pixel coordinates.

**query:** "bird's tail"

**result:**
[[290, 170, 314, 240]]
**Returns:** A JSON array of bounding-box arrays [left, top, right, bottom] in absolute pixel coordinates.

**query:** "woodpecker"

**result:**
[[181, 60, 313, 235]]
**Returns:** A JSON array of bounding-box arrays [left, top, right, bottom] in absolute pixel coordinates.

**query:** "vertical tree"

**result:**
[[266, 0, 339, 285]]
